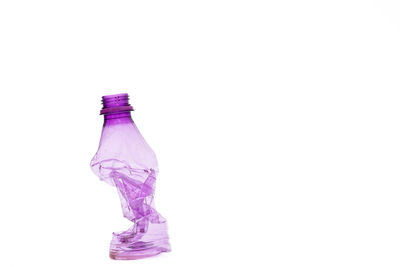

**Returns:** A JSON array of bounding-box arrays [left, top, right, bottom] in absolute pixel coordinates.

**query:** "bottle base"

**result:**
[[109, 240, 171, 260]]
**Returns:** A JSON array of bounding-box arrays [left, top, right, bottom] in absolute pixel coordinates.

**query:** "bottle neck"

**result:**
[[103, 111, 133, 125], [99, 93, 134, 125]]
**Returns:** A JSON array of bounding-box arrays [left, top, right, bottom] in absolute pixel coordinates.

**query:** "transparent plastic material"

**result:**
[[90, 94, 170, 260]]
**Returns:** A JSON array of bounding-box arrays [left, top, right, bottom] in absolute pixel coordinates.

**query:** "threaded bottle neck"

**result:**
[[100, 93, 134, 115]]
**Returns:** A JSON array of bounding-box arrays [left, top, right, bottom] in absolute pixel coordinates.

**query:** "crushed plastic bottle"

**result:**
[[90, 93, 171, 260]]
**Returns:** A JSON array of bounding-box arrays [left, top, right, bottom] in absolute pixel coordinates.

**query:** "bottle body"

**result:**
[[91, 94, 170, 260]]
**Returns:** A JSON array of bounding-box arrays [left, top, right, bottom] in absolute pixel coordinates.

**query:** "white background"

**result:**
[[0, 1, 400, 266]]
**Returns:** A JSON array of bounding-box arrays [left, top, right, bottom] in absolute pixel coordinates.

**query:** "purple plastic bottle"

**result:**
[[90, 93, 171, 260]]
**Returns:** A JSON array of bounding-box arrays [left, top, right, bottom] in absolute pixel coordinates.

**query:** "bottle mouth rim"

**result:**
[[100, 93, 134, 115]]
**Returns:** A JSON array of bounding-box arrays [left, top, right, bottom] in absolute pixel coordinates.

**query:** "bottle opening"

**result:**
[[100, 93, 134, 115]]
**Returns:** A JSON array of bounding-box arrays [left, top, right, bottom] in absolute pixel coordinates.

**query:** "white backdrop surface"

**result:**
[[0, 1, 400, 266]]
